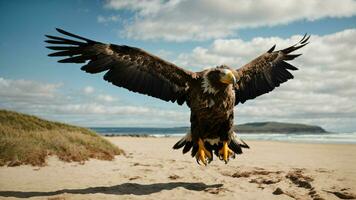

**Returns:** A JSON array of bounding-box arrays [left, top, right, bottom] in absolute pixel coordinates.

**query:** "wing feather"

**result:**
[[46, 28, 196, 105], [234, 35, 309, 104]]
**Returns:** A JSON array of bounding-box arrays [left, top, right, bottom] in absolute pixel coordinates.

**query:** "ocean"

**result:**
[[90, 127, 356, 144]]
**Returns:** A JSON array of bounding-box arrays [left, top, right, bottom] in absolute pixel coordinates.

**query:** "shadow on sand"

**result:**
[[0, 182, 223, 198]]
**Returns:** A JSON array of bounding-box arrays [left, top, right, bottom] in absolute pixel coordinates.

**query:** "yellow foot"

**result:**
[[195, 138, 212, 165], [218, 141, 234, 164]]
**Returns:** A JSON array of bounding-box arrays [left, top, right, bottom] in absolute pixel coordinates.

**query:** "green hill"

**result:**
[[0, 109, 124, 167], [235, 122, 327, 133]]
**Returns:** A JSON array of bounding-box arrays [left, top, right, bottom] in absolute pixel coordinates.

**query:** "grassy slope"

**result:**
[[0, 109, 124, 166]]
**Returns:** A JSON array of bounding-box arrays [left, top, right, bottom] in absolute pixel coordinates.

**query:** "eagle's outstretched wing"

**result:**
[[45, 28, 196, 105], [233, 34, 310, 105]]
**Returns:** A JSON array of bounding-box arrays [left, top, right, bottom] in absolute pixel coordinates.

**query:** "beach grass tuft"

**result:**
[[0, 109, 124, 166]]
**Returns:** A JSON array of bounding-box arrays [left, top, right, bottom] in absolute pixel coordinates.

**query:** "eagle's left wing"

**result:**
[[45, 28, 197, 105], [233, 34, 310, 105]]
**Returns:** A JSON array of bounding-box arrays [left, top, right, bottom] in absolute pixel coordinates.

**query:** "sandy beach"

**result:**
[[1, 137, 356, 200]]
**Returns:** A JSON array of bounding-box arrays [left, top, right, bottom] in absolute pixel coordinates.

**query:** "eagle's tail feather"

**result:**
[[172, 137, 186, 149], [191, 145, 198, 157], [182, 141, 193, 154], [229, 140, 243, 154], [172, 132, 193, 154], [229, 135, 250, 155]]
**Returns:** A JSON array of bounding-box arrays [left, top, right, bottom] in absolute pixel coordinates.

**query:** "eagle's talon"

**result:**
[[208, 153, 213, 163], [195, 152, 207, 165], [195, 138, 212, 166], [196, 157, 203, 165], [218, 141, 234, 163], [218, 155, 223, 161]]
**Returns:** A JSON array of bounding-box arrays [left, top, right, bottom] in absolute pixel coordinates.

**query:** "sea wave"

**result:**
[[236, 133, 356, 144], [91, 127, 356, 144]]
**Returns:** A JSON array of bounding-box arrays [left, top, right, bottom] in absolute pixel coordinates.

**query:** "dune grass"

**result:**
[[0, 109, 124, 166]]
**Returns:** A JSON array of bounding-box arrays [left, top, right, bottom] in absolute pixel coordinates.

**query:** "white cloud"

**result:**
[[97, 94, 116, 102], [174, 29, 356, 132], [0, 78, 62, 101], [0, 78, 64, 116], [50, 103, 186, 118], [0, 77, 188, 127], [97, 15, 120, 23], [104, 0, 163, 15], [175, 35, 304, 69], [83, 86, 94, 94], [83, 87, 117, 102], [104, 0, 356, 41]]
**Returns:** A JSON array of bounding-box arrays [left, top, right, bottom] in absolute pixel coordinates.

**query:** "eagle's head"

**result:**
[[202, 66, 237, 94]]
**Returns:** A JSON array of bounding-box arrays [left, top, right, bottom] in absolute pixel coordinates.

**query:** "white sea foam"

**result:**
[[149, 132, 356, 144], [93, 127, 356, 144], [236, 132, 356, 144]]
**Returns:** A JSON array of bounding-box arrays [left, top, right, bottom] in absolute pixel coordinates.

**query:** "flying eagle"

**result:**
[[45, 29, 309, 165]]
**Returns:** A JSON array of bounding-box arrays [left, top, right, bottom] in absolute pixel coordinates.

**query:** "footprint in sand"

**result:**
[[284, 169, 328, 200], [249, 176, 281, 185], [204, 187, 230, 194], [228, 168, 330, 200], [229, 169, 283, 187], [324, 189, 356, 199], [272, 187, 284, 195], [168, 175, 180, 180], [132, 162, 151, 167], [285, 169, 314, 189], [129, 176, 141, 181]]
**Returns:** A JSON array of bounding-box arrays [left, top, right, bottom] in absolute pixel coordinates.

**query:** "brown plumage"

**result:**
[[45, 28, 309, 165]]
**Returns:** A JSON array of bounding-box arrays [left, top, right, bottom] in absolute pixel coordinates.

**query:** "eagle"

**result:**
[[45, 28, 309, 165]]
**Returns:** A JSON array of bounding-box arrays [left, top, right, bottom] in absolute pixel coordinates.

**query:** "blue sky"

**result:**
[[1, 0, 356, 132]]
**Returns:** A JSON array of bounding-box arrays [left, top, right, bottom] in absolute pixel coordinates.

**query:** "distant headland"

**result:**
[[234, 122, 328, 134]]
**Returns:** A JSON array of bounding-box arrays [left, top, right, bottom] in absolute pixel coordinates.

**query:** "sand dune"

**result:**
[[1, 137, 356, 200]]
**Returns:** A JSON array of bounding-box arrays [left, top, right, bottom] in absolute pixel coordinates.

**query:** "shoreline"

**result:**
[[100, 133, 356, 145]]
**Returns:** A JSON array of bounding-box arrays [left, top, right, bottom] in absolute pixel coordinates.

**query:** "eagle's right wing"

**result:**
[[233, 34, 310, 105], [45, 28, 197, 105]]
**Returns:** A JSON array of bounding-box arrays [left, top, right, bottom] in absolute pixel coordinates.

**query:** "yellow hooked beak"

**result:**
[[220, 71, 237, 85]]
